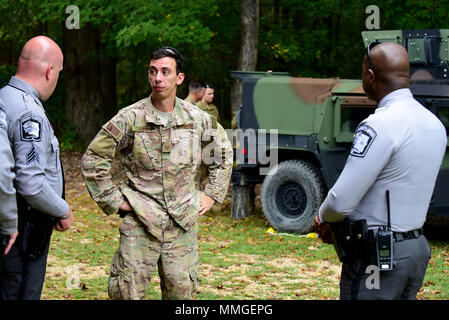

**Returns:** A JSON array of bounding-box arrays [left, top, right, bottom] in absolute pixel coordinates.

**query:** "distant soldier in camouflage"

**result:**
[[184, 80, 205, 106], [195, 84, 221, 188], [196, 83, 220, 122], [81, 46, 233, 300]]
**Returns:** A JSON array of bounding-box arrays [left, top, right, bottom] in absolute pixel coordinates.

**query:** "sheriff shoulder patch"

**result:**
[[350, 124, 377, 158], [20, 115, 42, 142]]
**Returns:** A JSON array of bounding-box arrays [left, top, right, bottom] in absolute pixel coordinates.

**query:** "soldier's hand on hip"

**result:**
[[4, 230, 18, 255], [55, 207, 74, 232], [199, 193, 215, 216]]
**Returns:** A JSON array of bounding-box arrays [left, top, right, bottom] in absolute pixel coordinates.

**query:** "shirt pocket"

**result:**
[[131, 128, 160, 179], [46, 135, 59, 174], [170, 125, 200, 168]]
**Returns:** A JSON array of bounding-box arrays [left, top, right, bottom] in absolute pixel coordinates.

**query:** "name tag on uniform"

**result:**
[[132, 125, 157, 132]]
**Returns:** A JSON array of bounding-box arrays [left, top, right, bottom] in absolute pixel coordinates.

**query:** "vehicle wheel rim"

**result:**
[[275, 181, 307, 218]]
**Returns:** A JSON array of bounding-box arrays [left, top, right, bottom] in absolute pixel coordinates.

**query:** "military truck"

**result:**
[[231, 29, 449, 234]]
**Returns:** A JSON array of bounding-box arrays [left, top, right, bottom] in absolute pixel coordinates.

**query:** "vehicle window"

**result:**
[[340, 107, 375, 133]]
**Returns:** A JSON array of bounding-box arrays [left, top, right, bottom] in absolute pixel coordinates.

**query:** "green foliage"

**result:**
[[2, 0, 449, 140], [115, 0, 217, 49], [38, 0, 218, 51], [0, 0, 43, 42], [0, 65, 15, 84], [381, 0, 449, 30], [259, 0, 369, 78], [59, 124, 84, 151]]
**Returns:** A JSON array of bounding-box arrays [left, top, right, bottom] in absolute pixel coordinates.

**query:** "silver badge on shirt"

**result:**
[[350, 124, 377, 158]]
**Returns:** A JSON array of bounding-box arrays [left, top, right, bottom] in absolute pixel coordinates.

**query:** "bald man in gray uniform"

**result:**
[[0, 36, 74, 300], [0, 101, 18, 257], [315, 42, 447, 300]]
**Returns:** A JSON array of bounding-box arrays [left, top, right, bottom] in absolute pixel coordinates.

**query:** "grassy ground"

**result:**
[[41, 151, 449, 300]]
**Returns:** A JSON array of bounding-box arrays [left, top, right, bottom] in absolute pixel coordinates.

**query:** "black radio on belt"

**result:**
[[376, 190, 393, 271]]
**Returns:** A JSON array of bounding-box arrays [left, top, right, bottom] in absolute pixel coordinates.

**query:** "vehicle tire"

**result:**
[[261, 160, 325, 233]]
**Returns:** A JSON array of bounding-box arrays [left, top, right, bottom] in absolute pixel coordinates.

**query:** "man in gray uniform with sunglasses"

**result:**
[[315, 42, 446, 300]]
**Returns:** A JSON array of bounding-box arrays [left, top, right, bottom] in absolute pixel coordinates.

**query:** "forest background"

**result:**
[[0, 0, 447, 148]]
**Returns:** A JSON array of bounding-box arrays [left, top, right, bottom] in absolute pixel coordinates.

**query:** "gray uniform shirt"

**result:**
[[0, 77, 68, 218], [0, 102, 17, 235], [319, 88, 447, 232]]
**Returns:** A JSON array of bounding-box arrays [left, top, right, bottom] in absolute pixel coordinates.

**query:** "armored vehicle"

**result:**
[[231, 29, 449, 233]]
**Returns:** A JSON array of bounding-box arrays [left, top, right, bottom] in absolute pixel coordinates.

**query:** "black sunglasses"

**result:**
[[367, 41, 381, 72]]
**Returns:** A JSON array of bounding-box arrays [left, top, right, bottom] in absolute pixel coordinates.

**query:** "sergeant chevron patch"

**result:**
[[26, 145, 40, 165]]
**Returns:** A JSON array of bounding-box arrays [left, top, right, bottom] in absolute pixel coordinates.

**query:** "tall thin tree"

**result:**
[[231, 0, 260, 114], [64, 23, 117, 146]]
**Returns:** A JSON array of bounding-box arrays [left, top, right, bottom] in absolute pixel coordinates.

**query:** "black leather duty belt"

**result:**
[[393, 228, 423, 242]]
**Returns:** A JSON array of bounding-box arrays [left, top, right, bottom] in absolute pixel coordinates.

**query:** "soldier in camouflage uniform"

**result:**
[[81, 46, 233, 300], [195, 84, 220, 187], [184, 81, 205, 106], [196, 84, 220, 122]]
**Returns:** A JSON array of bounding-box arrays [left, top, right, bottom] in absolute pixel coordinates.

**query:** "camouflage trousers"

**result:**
[[108, 213, 199, 300]]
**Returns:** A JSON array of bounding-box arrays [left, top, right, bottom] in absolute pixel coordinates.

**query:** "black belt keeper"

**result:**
[[329, 219, 374, 263]]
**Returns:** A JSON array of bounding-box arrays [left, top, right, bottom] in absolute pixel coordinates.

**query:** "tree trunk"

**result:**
[[64, 23, 116, 146], [274, 0, 280, 25], [231, 0, 259, 114]]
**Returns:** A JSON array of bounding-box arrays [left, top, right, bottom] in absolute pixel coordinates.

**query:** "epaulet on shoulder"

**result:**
[[179, 98, 199, 110], [104, 98, 149, 140], [114, 98, 148, 125], [177, 98, 218, 129], [118, 97, 148, 114], [178, 99, 204, 117]]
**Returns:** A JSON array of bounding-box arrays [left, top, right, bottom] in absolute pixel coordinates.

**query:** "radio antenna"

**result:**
[[386, 190, 391, 231]]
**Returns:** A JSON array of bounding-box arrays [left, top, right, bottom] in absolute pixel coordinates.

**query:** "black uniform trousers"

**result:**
[[0, 221, 52, 300], [339, 233, 431, 300]]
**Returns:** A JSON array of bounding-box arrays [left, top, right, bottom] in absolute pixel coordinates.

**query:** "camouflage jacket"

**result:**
[[81, 96, 233, 240], [196, 101, 220, 122], [184, 95, 196, 105]]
